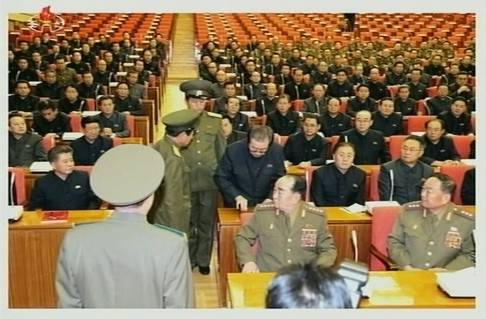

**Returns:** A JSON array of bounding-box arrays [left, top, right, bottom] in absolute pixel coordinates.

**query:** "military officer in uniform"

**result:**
[[148, 109, 201, 234], [234, 174, 337, 273], [179, 79, 226, 275], [387, 173, 475, 271], [56, 144, 194, 308]]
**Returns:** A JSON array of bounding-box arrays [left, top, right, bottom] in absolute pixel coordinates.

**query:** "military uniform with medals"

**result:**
[[387, 201, 475, 270], [235, 202, 337, 272]]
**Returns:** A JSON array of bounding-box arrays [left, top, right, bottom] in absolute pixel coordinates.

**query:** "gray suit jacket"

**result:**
[[56, 211, 194, 308]]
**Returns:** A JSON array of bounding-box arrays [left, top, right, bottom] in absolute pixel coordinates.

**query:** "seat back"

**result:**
[[451, 135, 474, 159], [125, 115, 135, 137], [369, 167, 380, 201], [440, 164, 474, 205], [406, 115, 436, 134], [42, 135, 56, 152], [112, 137, 123, 146], [291, 99, 305, 111], [8, 167, 26, 206], [274, 134, 289, 146], [68, 114, 82, 132], [369, 206, 401, 271], [387, 85, 399, 98], [85, 98, 96, 111], [388, 135, 408, 160], [304, 166, 320, 202], [73, 166, 93, 173], [240, 212, 258, 255]]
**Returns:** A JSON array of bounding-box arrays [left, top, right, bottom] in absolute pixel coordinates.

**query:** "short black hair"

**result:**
[[81, 115, 101, 128], [265, 262, 352, 308], [47, 145, 73, 163]]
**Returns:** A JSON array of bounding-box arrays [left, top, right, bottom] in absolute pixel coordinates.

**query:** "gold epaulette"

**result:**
[[403, 201, 421, 211], [255, 203, 276, 211], [452, 207, 475, 221], [206, 111, 222, 118], [305, 204, 324, 216], [153, 223, 188, 241]]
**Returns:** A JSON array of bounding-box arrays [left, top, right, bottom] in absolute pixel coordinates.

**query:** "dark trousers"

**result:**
[[189, 189, 218, 267]]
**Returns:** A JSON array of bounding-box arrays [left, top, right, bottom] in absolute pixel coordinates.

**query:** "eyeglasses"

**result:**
[[249, 144, 268, 154]]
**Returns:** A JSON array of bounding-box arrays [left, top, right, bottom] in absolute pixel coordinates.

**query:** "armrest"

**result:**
[[370, 245, 399, 271]]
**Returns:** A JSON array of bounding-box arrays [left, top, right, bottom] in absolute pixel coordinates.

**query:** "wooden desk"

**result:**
[[227, 271, 475, 308], [8, 210, 112, 308], [217, 207, 371, 307], [287, 164, 378, 176]]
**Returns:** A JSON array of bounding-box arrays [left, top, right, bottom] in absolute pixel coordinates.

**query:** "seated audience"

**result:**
[[77, 71, 105, 99], [58, 85, 87, 115], [338, 110, 389, 165], [221, 115, 247, 146], [284, 114, 327, 167], [8, 80, 40, 116], [71, 116, 114, 165], [234, 174, 337, 272], [387, 173, 475, 271], [319, 97, 351, 137], [311, 142, 366, 207], [28, 145, 100, 210], [223, 97, 250, 132], [325, 69, 354, 99], [8, 113, 47, 167], [346, 84, 376, 117], [243, 71, 265, 100], [31, 101, 72, 138], [266, 94, 300, 136], [213, 82, 238, 114], [113, 82, 144, 116], [371, 97, 403, 136], [437, 96, 474, 137], [420, 118, 461, 167], [125, 71, 146, 100], [425, 84, 452, 115], [255, 82, 278, 116], [379, 135, 434, 204], [303, 84, 328, 115], [284, 68, 312, 101], [94, 95, 130, 138], [393, 85, 417, 116], [35, 70, 64, 100]]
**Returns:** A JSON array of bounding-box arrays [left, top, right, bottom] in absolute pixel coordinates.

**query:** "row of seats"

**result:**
[[194, 13, 474, 51]]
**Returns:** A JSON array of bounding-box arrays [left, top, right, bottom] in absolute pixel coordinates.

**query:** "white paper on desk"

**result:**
[[342, 203, 366, 213], [7, 205, 23, 220], [436, 267, 476, 297], [361, 276, 400, 297], [62, 132, 84, 141], [29, 161, 52, 172], [460, 159, 476, 166], [365, 201, 400, 213]]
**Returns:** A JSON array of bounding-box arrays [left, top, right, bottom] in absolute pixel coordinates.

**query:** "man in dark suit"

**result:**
[[371, 97, 403, 136], [339, 110, 389, 165], [284, 68, 312, 101], [214, 125, 285, 210], [420, 118, 461, 167], [221, 115, 247, 145], [284, 114, 328, 167], [267, 95, 300, 136]]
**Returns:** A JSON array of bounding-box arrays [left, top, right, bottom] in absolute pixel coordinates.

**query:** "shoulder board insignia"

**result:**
[[206, 111, 222, 118], [153, 223, 188, 240], [403, 201, 421, 211], [452, 208, 475, 221], [306, 205, 324, 216], [255, 203, 276, 210]]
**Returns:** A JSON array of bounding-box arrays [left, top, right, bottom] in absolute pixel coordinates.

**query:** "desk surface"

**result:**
[[218, 206, 371, 226], [227, 271, 475, 308], [287, 164, 378, 176], [9, 210, 112, 229]]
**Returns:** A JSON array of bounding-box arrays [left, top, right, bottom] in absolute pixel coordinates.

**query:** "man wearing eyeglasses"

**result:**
[[214, 125, 286, 212], [378, 135, 434, 204]]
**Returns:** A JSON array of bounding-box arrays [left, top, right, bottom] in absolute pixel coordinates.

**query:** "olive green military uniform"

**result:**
[[234, 202, 337, 272], [387, 201, 475, 271], [179, 80, 227, 270], [148, 109, 200, 234]]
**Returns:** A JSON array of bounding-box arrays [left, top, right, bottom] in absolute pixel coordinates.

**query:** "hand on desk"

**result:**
[[242, 261, 260, 273], [235, 195, 248, 212], [298, 161, 312, 168]]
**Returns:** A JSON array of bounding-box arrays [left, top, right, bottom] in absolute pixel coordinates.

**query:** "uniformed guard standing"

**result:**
[[179, 79, 226, 275], [148, 109, 201, 234], [55, 144, 194, 308], [387, 173, 475, 271]]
